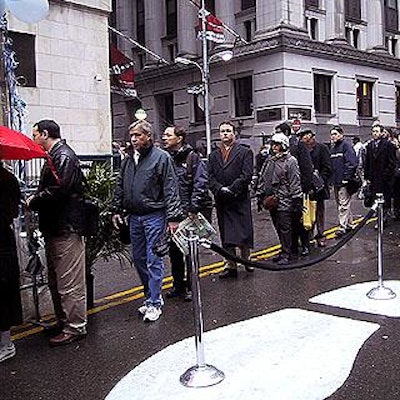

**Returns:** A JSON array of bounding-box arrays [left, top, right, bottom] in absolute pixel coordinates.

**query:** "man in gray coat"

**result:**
[[209, 120, 254, 278]]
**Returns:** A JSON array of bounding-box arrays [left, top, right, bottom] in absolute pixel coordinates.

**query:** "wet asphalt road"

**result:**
[[2, 198, 400, 399]]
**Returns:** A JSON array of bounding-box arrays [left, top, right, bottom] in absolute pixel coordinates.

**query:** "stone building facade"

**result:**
[[112, 0, 400, 146], [9, 0, 112, 156]]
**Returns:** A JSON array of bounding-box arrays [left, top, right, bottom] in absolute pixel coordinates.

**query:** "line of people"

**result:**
[[2, 117, 398, 362]]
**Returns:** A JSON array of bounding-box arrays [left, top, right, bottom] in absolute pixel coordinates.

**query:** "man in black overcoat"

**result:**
[[208, 121, 254, 278], [364, 124, 397, 224]]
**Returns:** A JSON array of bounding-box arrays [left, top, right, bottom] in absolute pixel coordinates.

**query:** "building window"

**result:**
[[205, 0, 215, 14], [241, 0, 255, 10], [166, 0, 177, 38], [233, 76, 253, 117], [308, 18, 318, 40], [305, 0, 319, 9], [156, 92, 174, 132], [9, 32, 36, 87], [314, 74, 332, 114], [345, 0, 361, 22], [345, 26, 360, 48], [385, 0, 399, 32], [357, 80, 373, 118], [396, 86, 400, 121], [137, 0, 145, 45], [194, 94, 205, 123]]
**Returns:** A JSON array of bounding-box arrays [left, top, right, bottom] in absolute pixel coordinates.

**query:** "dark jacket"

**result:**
[[30, 140, 85, 236], [208, 142, 254, 247], [289, 135, 314, 193], [113, 145, 182, 222], [329, 139, 357, 187], [309, 142, 332, 201], [364, 138, 397, 193], [168, 144, 210, 215]]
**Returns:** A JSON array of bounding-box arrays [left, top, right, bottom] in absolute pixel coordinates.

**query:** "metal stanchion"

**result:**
[[180, 232, 225, 388], [367, 193, 396, 300]]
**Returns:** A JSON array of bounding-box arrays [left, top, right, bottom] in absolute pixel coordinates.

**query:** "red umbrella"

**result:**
[[0, 125, 46, 160]]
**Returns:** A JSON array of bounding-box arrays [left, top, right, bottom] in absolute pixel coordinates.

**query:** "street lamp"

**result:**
[[175, 49, 233, 156]]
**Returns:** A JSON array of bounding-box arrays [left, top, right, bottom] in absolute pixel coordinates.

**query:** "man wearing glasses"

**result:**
[[208, 120, 254, 278]]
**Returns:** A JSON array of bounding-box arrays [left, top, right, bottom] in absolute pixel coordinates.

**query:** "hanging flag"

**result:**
[[197, 12, 226, 43], [110, 44, 136, 97]]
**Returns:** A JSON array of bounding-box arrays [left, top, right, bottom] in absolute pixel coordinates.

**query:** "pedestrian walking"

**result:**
[[256, 133, 303, 265], [162, 125, 211, 301], [0, 162, 22, 362], [112, 120, 182, 322], [28, 119, 87, 346], [209, 120, 254, 278], [329, 125, 358, 237]]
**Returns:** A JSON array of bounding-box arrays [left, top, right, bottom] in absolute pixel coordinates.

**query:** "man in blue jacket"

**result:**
[[112, 120, 182, 322], [329, 125, 358, 237]]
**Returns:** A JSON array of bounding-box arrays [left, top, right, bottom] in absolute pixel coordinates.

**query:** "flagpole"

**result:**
[[200, 0, 212, 156]]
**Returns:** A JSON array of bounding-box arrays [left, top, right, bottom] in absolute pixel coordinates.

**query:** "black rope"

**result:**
[[209, 208, 376, 272]]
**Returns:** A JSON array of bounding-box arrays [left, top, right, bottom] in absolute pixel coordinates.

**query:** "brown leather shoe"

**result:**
[[49, 332, 86, 347]]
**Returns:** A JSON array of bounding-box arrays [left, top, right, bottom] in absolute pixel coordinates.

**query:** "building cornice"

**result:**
[[136, 31, 400, 82], [50, 0, 111, 16]]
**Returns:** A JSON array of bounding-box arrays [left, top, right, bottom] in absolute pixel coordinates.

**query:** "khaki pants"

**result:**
[[334, 186, 353, 231], [46, 233, 87, 335]]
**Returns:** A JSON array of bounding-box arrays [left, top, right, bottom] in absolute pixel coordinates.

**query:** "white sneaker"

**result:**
[[138, 304, 148, 315], [143, 306, 162, 322], [138, 296, 164, 315], [0, 343, 16, 363]]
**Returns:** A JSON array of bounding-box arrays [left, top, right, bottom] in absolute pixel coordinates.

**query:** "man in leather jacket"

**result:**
[[28, 119, 87, 347]]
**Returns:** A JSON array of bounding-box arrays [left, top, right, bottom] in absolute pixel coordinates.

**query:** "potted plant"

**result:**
[[84, 161, 131, 308]]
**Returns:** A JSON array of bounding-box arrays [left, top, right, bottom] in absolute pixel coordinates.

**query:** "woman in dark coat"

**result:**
[[209, 121, 254, 278], [0, 161, 22, 363]]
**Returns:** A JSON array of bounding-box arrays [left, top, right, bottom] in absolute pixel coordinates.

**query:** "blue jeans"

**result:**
[[129, 211, 166, 307]]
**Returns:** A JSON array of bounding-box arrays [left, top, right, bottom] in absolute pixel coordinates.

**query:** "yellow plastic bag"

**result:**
[[303, 195, 316, 231]]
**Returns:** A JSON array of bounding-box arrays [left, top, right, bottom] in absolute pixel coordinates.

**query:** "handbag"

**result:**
[[302, 195, 316, 231], [262, 194, 279, 211], [346, 173, 362, 196]]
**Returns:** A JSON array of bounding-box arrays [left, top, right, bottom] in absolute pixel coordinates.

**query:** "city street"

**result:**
[[2, 199, 400, 399]]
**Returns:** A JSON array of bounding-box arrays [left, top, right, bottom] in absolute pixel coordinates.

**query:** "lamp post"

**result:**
[[175, 2, 233, 156]]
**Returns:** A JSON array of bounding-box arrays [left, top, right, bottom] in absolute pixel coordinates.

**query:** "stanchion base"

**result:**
[[180, 364, 225, 388], [367, 285, 396, 300]]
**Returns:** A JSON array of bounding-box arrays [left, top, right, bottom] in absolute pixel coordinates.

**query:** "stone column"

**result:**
[[255, 0, 307, 39], [144, 0, 163, 66], [116, 0, 133, 54], [367, 0, 387, 53], [325, 0, 348, 45], [177, 0, 197, 58], [215, 0, 236, 42]]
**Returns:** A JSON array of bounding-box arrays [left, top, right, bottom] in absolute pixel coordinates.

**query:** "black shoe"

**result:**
[[245, 266, 254, 272], [183, 290, 193, 302], [43, 322, 64, 337], [277, 257, 289, 266], [335, 229, 346, 238], [272, 254, 282, 263], [219, 268, 238, 279], [166, 289, 184, 299], [300, 246, 310, 256]]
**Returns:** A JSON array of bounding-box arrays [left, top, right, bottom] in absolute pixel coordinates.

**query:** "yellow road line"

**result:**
[[13, 216, 376, 341]]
